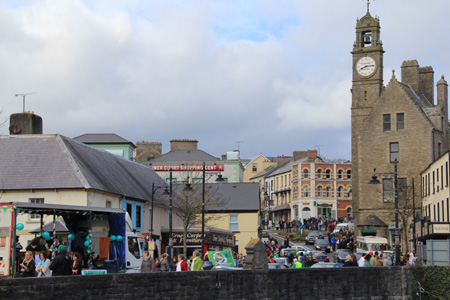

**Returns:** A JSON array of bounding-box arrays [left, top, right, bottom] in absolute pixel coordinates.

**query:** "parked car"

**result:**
[[281, 245, 313, 256], [333, 249, 353, 263], [268, 263, 289, 269], [309, 251, 330, 263], [306, 231, 324, 245], [314, 238, 331, 252], [274, 257, 292, 268], [310, 262, 343, 268]]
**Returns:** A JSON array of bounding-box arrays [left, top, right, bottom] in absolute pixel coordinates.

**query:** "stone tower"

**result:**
[[351, 8, 449, 249]]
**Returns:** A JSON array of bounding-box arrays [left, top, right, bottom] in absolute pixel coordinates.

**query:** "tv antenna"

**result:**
[[315, 144, 323, 157], [15, 93, 36, 112], [236, 141, 244, 151]]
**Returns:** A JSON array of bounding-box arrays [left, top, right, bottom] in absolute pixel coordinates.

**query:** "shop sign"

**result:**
[[149, 164, 224, 172], [210, 232, 234, 247], [433, 224, 450, 234]]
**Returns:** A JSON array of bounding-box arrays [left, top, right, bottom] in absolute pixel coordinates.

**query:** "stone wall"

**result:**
[[0, 267, 413, 300]]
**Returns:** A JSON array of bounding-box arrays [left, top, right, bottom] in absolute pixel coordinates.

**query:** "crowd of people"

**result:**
[[17, 245, 82, 277]]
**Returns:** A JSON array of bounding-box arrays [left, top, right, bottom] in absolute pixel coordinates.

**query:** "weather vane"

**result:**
[[15, 93, 36, 112]]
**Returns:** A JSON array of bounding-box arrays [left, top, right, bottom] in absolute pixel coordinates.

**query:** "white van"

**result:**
[[333, 223, 354, 234]]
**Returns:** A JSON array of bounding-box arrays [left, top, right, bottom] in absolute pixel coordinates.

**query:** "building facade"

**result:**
[[351, 9, 449, 249], [295, 161, 352, 221]]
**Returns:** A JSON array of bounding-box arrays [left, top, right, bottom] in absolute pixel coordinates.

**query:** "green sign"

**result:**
[[81, 269, 108, 275], [207, 250, 235, 267]]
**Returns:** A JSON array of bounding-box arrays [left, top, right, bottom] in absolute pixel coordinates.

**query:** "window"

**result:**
[[433, 171, 435, 194], [229, 215, 239, 231], [317, 186, 323, 197], [446, 162, 448, 187], [338, 186, 344, 197], [326, 169, 331, 179], [338, 170, 343, 179], [317, 169, 322, 179], [390, 142, 399, 162], [383, 114, 391, 131], [398, 178, 407, 202], [347, 187, 352, 198], [166, 177, 177, 184], [252, 163, 257, 172], [303, 169, 309, 179], [303, 186, 309, 197], [442, 165, 444, 190], [29, 198, 44, 220], [326, 186, 332, 198], [383, 179, 393, 202], [438, 142, 442, 157], [396, 113, 404, 130], [443, 200, 445, 221], [106, 201, 111, 208], [347, 170, 352, 179], [438, 203, 440, 222], [136, 205, 142, 228], [126, 204, 132, 219]]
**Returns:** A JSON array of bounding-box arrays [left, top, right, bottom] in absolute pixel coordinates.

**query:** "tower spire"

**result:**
[[365, 0, 373, 13]]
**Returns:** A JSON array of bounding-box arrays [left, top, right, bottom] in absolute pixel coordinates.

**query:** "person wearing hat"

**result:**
[[369, 251, 378, 266], [49, 245, 72, 276]]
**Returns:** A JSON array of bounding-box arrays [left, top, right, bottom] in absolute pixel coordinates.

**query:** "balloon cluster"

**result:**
[[42, 231, 51, 241], [110, 235, 123, 242]]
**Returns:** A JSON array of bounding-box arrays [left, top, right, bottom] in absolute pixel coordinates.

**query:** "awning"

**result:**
[[271, 204, 291, 212]]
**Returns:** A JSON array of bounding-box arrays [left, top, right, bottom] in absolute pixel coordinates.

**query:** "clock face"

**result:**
[[356, 57, 376, 77]]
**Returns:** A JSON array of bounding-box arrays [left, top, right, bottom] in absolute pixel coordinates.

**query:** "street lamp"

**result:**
[[183, 162, 225, 258], [163, 168, 174, 259], [151, 183, 165, 241], [368, 159, 401, 266]]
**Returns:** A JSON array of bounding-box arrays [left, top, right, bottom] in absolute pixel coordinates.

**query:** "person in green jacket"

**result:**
[[291, 258, 303, 268], [191, 250, 203, 271]]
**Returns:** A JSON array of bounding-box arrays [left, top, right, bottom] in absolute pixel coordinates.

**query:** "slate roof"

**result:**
[[249, 164, 278, 180], [149, 150, 219, 162], [358, 214, 387, 227], [172, 182, 259, 212], [0, 135, 166, 202], [74, 133, 136, 148]]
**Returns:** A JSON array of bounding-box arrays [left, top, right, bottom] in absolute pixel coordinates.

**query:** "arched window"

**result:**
[[347, 170, 352, 179], [347, 187, 352, 198], [326, 169, 331, 179], [317, 186, 323, 197], [326, 186, 332, 197], [338, 186, 344, 197], [317, 169, 322, 179], [347, 207, 352, 218], [303, 169, 309, 179], [303, 186, 309, 197], [338, 170, 343, 179]]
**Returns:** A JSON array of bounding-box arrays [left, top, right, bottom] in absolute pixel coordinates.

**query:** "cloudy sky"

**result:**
[[1, 0, 449, 160]]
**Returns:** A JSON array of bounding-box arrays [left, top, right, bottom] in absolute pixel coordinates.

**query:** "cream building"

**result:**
[[243, 154, 276, 183]]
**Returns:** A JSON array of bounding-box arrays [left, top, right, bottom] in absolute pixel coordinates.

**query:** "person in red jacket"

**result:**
[[176, 254, 188, 271]]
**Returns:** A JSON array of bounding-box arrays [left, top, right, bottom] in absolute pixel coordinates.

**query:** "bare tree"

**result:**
[[0, 108, 7, 131], [170, 173, 228, 258]]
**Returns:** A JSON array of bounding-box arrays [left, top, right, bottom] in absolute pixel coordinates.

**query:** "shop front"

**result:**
[[161, 227, 235, 258]]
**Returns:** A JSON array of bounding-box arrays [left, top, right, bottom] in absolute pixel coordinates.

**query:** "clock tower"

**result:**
[[351, 9, 384, 236]]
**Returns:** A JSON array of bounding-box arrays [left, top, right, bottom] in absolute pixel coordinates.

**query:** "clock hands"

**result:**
[[359, 64, 375, 70]]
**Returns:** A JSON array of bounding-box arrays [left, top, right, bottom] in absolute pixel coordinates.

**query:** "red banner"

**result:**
[[149, 164, 224, 172]]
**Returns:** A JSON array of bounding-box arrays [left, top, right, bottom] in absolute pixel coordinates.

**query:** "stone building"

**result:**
[[351, 9, 449, 248]]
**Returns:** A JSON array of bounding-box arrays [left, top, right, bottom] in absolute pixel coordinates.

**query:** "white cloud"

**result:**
[[0, 0, 449, 160]]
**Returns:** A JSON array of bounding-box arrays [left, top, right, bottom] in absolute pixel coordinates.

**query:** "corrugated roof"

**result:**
[[74, 133, 135, 148], [149, 150, 219, 162], [0, 135, 166, 202], [172, 182, 259, 212]]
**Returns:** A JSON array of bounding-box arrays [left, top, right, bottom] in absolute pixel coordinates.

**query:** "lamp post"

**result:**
[[163, 169, 174, 259], [151, 183, 164, 241], [368, 159, 401, 266]]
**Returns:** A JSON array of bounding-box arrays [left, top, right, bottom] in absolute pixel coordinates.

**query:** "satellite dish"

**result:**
[[9, 125, 21, 134]]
